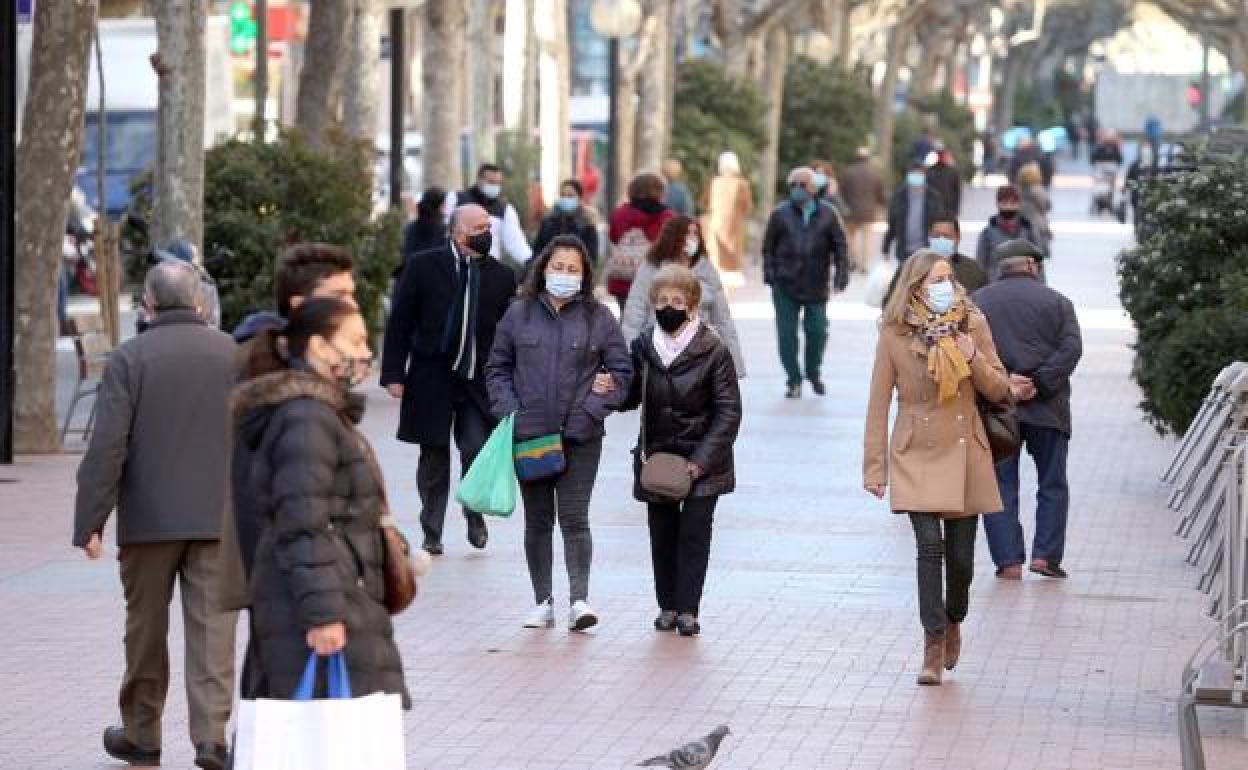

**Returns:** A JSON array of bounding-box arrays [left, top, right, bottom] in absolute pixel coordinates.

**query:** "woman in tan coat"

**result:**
[[701, 151, 753, 289], [863, 248, 1011, 686]]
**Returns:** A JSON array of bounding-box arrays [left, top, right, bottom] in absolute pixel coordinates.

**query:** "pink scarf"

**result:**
[[652, 319, 700, 368]]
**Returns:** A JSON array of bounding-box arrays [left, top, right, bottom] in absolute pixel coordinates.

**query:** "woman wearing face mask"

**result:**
[[619, 216, 745, 377], [619, 265, 742, 636], [975, 184, 1044, 276], [486, 235, 633, 631], [532, 178, 600, 268], [232, 297, 410, 708], [863, 249, 1011, 687]]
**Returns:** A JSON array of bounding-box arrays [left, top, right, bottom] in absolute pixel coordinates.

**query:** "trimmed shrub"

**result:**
[[670, 60, 767, 206], [777, 58, 874, 191], [892, 91, 977, 183]]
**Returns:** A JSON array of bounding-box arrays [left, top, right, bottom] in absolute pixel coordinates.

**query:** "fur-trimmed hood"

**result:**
[[233, 369, 363, 449]]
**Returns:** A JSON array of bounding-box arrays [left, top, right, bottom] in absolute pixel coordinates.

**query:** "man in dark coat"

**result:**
[[531, 178, 599, 265], [973, 247, 1083, 580], [881, 161, 945, 263], [839, 147, 887, 273], [447, 162, 533, 263], [925, 146, 962, 217], [975, 185, 1046, 277], [73, 261, 237, 770], [882, 217, 987, 306], [762, 167, 849, 399], [382, 203, 518, 554]]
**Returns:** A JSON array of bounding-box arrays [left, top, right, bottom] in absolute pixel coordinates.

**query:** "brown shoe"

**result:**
[[944, 623, 962, 670], [995, 564, 1023, 580], [917, 633, 944, 686]]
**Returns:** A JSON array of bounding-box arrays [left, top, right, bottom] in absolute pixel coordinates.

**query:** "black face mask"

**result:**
[[998, 209, 1019, 220], [465, 231, 493, 257], [655, 305, 689, 334]]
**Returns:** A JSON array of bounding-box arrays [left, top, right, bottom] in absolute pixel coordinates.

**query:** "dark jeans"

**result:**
[[648, 496, 718, 616], [417, 396, 490, 543], [771, 286, 828, 386], [908, 513, 977, 637], [983, 422, 1070, 567], [520, 438, 602, 604]]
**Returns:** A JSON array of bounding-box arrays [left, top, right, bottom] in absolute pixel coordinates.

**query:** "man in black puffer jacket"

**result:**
[[762, 166, 849, 399]]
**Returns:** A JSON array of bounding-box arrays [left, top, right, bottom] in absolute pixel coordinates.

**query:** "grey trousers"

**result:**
[[520, 438, 603, 604], [118, 540, 237, 749], [908, 513, 977, 637]]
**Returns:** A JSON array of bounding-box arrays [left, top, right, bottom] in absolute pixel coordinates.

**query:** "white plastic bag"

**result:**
[[864, 260, 897, 309]]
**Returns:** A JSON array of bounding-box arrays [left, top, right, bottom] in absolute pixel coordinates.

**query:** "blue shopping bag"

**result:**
[[456, 413, 518, 517], [292, 652, 352, 700]]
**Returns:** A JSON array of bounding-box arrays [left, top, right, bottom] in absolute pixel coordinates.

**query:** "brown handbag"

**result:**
[[380, 516, 418, 615], [638, 362, 694, 500], [976, 394, 1021, 464]]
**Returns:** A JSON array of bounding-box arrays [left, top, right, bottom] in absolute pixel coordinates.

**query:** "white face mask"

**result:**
[[684, 238, 699, 257], [479, 182, 502, 199], [545, 271, 581, 299]]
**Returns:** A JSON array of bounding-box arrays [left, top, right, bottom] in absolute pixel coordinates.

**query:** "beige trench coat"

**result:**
[[863, 309, 1011, 518], [702, 174, 753, 273]]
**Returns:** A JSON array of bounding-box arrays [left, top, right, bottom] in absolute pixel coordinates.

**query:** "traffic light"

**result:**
[[230, 1, 257, 56]]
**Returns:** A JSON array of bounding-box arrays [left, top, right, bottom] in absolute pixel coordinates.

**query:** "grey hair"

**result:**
[[144, 260, 202, 313], [787, 166, 814, 186]]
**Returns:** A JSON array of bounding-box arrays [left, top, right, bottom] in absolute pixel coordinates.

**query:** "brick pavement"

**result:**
[[1, 177, 1245, 769]]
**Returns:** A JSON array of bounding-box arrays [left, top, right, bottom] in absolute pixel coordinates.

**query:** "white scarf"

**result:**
[[653, 318, 700, 368]]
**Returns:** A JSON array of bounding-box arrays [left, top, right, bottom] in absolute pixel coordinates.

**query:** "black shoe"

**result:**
[[809, 379, 826, 396], [102, 726, 160, 767], [1029, 560, 1068, 579], [466, 515, 488, 550], [421, 537, 444, 555], [785, 383, 802, 399], [654, 610, 677, 632], [195, 742, 229, 770], [676, 613, 701, 637]]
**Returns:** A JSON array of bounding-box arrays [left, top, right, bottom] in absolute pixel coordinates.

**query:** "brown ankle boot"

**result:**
[[917, 633, 944, 686], [945, 623, 962, 670]]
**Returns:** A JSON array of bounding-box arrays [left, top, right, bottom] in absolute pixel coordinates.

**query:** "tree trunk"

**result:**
[[501, 0, 529, 131], [535, 0, 569, 202], [910, 28, 938, 101], [634, 0, 674, 173], [152, 1, 206, 253], [469, 0, 499, 168], [874, 13, 915, 180], [714, 0, 750, 77], [615, 15, 658, 190], [423, 0, 467, 190], [343, 0, 383, 141], [296, 0, 351, 146], [14, 0, 98, 453], [757, 23, 790, 220]]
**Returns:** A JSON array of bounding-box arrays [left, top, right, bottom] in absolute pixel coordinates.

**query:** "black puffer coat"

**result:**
[[233, 369, 410, 707], [621, 324, 742, 502], [762, 200, 850, 303]]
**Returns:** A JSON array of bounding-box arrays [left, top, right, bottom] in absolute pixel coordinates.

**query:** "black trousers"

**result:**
[[418, 396, 490, 542], [647, 496, 718, 616], [908, 513, 977, 637]]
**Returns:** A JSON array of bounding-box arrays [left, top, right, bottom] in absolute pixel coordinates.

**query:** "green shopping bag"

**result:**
[[456, 413, 518, 517]]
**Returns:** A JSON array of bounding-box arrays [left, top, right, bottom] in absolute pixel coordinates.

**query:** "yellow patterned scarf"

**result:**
[[908, 294, 970, 404]]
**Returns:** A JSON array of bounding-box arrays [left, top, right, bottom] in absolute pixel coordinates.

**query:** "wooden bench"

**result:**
[[1179, 600, 1248, 769]]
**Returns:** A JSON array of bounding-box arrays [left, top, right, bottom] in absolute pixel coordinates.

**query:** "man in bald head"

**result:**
[[382, 203, 518, 554]]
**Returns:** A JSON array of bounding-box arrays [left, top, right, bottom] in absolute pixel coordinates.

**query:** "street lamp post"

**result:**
[[589, 0, 641, 214]]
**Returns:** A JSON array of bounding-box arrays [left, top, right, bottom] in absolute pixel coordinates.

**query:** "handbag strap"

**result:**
[[640, 360, 649, 463], [293, 651, 353, 700]]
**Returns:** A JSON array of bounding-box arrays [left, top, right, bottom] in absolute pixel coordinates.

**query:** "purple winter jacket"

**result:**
[[486, 295, 633, 443]]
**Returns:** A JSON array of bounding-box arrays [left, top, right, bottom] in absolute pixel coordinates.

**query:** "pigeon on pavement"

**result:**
[[637, 725, 731, 768]]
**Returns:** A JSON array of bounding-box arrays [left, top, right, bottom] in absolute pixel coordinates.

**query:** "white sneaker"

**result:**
[[569, 600, 599, 632], [523, 599, 554, 629]]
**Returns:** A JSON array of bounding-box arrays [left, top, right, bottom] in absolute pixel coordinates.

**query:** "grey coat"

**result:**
[[975, 214, 1046, 276], [972, 271, 1083, 435], [73, 309, 236, 547], [619, 258, 746, 377]]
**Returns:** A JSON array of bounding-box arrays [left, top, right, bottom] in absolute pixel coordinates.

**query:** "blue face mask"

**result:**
[[812, 172, 828, 190], [545, 271, 581, 300], [556, 196, 579, 213], [789, 186, 810, 205], [907, 171, 926, 188], [926, 280, 955, 313], [929, 236, 955, 258]]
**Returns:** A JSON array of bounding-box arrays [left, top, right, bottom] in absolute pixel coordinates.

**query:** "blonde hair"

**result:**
[[1018, 161, 1043, 188], [649, 263, 702, 309], [881, 249, 967, 327]]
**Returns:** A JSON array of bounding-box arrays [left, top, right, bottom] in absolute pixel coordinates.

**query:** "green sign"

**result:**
[[229, 1, 256, 56]]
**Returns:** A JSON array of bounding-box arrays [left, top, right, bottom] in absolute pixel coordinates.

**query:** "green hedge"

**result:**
[[777, 58, 874, 192], [1118, 155, 1248, 434], [670, 60, 767, 207], [892, 91, 977, 183]]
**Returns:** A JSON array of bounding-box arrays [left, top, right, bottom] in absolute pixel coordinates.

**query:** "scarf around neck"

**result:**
[[907, 294, 970, 404], [653, 319, 700, 368]]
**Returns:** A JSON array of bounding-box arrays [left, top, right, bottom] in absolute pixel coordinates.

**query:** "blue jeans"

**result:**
[[983, 423, 1070, 568]]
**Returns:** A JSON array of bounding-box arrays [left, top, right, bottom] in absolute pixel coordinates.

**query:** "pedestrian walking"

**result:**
[[882, 218, 987, 306], [446, 163, 533, 264], [382, 204, 518, 555], [973, 249, 1082, 580], [607, 172, 673, 310], [701, 151, 753, 289], [662, 158, 696, 217], [975, 185, 1046, 276], [532, 178, 600, 267], [762, 166, 849, 399], [620, 264, 742, 637], [232, 243, 357, 344], [486, 235, 633, 631], [398, 187, 449, 275], [1017, 163, 1053, 256], [925, 145, 962, 217], [232, 297, 411, 709], [839, 146, 887, 273], [135, 238, 221, 333], [881, 161, 944, 263], [863, 249, 1012, 686], [73, 260, 238, 770], [620, 215, 746, 377], [811, 159, 848, 217]]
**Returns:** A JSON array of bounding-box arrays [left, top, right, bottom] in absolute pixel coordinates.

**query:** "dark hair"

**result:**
[[646, 215, 703, 267], [560, 178, 584, 198], [522, 235, 598, 301], [274, 243, 354, 317], [416, 186, 447, 221], [930, 217, 961, 236], [243, 297, 358, 379], [627, 172, 665, 203], [477, 163, 502, 178]]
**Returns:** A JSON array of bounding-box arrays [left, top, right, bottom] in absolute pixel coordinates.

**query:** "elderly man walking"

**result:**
[[763, 166, 849, 399], [973, 243, 1083, 580], [73, 261, 238, 770]]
